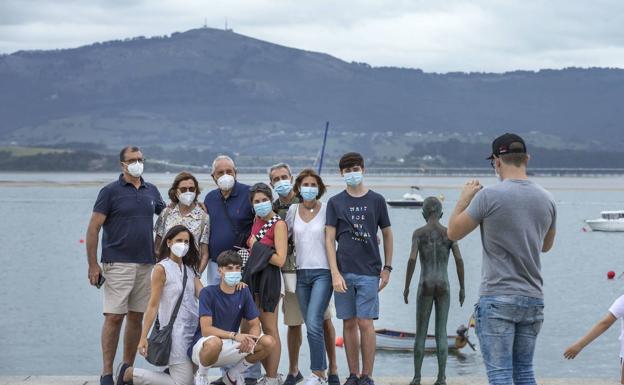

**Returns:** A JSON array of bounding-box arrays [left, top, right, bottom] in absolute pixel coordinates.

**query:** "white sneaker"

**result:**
[[224, 370, 246, 385], [303, 374, 328, 385], [258, 376, 280, 385], [195, 373, 210, 385]]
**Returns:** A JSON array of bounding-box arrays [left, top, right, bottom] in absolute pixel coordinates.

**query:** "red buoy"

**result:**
[[608, 271, 616, 279], [335, 336, 344, 347], [79, 239, 85, 244]]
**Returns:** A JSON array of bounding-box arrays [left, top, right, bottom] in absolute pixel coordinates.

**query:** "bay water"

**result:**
[[0, 173, 623, 379]]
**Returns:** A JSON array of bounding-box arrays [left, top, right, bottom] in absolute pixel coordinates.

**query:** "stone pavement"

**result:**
[[0, 377, 616, 385]]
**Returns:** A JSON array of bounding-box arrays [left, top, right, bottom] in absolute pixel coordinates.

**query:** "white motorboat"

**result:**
[[387, 186, 425, 208], [585, 211, 624, 232]]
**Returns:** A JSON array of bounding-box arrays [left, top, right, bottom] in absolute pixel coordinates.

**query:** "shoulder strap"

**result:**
[[254, 215, 280, 242], [167, 265, 188, 327]]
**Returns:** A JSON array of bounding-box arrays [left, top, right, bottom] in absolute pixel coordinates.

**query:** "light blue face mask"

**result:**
[[254, 201, 273, 217], [273, 179, 293, 197], [344, 171, 363, 187], [300, 186, 319, 201], [224, 271, 242, 287]]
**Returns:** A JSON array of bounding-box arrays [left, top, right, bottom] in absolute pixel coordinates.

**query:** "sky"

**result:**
[[1, 0, 623, 73]]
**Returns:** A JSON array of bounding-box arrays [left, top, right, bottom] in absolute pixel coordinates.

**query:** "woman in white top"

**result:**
[[155, 172, 210, 274], [116, 225, 203, 385], [285, 168, 334, 385]]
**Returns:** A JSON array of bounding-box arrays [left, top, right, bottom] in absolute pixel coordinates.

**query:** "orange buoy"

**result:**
[[335, 336, 344, 347], [608, 271, 616, 279]]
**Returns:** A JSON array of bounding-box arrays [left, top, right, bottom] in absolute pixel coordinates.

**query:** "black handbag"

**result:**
[[146, 265, 188, 366]]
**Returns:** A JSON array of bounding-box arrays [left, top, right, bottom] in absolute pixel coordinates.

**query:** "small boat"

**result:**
[[585, 211, 624, 232], [375, 325, 474, 352], [386, 186, 424, 208]]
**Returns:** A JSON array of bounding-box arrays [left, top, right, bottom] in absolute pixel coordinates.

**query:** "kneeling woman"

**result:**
[[117, 225, 203, 385], [243, 182, 288, 385]]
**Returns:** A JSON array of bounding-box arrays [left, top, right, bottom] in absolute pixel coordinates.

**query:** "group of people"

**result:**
[[87, 148, 392, 385], [86, 134, 624, 385]]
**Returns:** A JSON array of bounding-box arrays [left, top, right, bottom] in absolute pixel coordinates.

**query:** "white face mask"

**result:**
[[217, 174, 235, 191], [127, 161, 144, 178], [178, 192, 196, 206], [170, 242, 189, 258]]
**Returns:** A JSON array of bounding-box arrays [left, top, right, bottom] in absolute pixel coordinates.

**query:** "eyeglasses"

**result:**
[[178, 187, 196, 193], [250, 183, 270, 192]]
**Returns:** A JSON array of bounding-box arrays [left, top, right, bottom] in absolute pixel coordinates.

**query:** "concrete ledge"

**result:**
[[0, 377, 616, 385]]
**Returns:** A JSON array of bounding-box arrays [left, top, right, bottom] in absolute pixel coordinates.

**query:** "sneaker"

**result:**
[[358, 376, 374, 385], [303, 374, 328, 385], [100, 374, 114, 385], [258, 376, 280, 385], [115, 363, 130, 385], [283, 372, 303, 385], [195, 373, 210, 385], [343, 374, 359, 385], [328, 374, 340, 385], [224, 370, 246, 385], [211, 377, 226, 385]]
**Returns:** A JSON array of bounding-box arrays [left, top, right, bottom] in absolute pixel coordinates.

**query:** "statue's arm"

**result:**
[[403, 232, 419, 304], [451, 241, 465, 306]]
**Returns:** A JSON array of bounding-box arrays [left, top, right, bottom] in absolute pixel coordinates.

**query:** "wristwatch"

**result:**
[[383, 265, 393, 272]]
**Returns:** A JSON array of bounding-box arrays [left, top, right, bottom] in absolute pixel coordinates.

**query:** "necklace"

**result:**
[[302, 201, 317, 213]]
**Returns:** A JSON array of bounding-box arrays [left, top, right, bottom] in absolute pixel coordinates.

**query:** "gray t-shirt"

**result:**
[[467, 179, 556, 299]]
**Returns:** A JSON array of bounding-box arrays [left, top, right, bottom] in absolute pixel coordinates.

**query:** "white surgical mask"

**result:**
[[170, 242, 189, 258], [179, 192, 196, 206], [127, 161, 144, 178], [217, 174, 235, 191]]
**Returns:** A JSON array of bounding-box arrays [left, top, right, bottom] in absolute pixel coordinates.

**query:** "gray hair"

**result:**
[[268, 162, 292, 180], [211, 155, 236, 174]]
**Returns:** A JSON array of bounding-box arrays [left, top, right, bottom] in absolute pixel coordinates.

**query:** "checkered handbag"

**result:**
[[238, 215, 280, 270]]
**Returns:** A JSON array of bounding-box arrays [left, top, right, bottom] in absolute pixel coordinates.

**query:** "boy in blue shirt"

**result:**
[[191, 251, 275, 385]]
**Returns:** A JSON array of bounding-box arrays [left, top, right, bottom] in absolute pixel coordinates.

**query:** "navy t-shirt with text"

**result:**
[[189, 285, 259, 357], [326, 190, 391, 276]]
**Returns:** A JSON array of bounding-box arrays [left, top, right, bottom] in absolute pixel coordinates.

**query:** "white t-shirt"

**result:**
[[286, 202, 329, 270], [608, 294, 624, 358]]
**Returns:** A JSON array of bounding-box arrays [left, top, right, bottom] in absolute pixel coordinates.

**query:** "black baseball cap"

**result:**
[[487, 133, 527, 160]]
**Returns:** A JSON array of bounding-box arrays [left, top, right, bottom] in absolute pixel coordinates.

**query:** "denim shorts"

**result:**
[[334, 272, 379, 320]]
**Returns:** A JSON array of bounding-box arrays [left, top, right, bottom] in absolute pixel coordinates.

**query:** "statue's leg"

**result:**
[[411, 292, 434, 385], [433, 292, 450, 385]]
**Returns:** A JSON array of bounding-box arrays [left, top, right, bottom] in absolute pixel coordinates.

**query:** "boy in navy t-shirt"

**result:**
[[325, 152, 393, 385], [190, 251, 275, 385]]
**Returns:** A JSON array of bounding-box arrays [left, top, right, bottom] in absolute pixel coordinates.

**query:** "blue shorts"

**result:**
[[334, 272, 379, 320]]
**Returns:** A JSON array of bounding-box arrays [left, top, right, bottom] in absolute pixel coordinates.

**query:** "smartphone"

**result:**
[[96, 273, 106, 289]]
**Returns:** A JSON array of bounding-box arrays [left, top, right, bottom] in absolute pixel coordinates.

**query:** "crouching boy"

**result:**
[[190, 250, 275, 385]]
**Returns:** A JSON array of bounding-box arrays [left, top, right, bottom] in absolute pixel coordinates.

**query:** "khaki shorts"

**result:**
[[102, 262, 152, 314], [282, 292, 335, 326]]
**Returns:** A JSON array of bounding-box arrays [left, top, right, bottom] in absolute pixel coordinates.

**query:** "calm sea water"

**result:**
[[1, 172, 623, 379]]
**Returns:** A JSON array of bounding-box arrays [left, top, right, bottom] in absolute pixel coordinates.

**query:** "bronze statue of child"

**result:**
[[403, 197, 465, 385]]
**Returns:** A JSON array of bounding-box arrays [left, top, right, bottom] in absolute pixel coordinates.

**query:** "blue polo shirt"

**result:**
[[93, 174, 165, 264], [204, 181, 254, 262]]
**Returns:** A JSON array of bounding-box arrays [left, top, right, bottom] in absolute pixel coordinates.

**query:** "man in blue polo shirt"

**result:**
[[203, 155, 254, 286], [86, 146, 165, 385]]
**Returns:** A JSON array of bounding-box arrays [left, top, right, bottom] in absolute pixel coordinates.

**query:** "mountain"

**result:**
[[1, 27, 623, 167]]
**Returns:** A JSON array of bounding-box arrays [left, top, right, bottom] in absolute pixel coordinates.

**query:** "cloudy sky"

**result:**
[[1, 0, 623, 72]]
